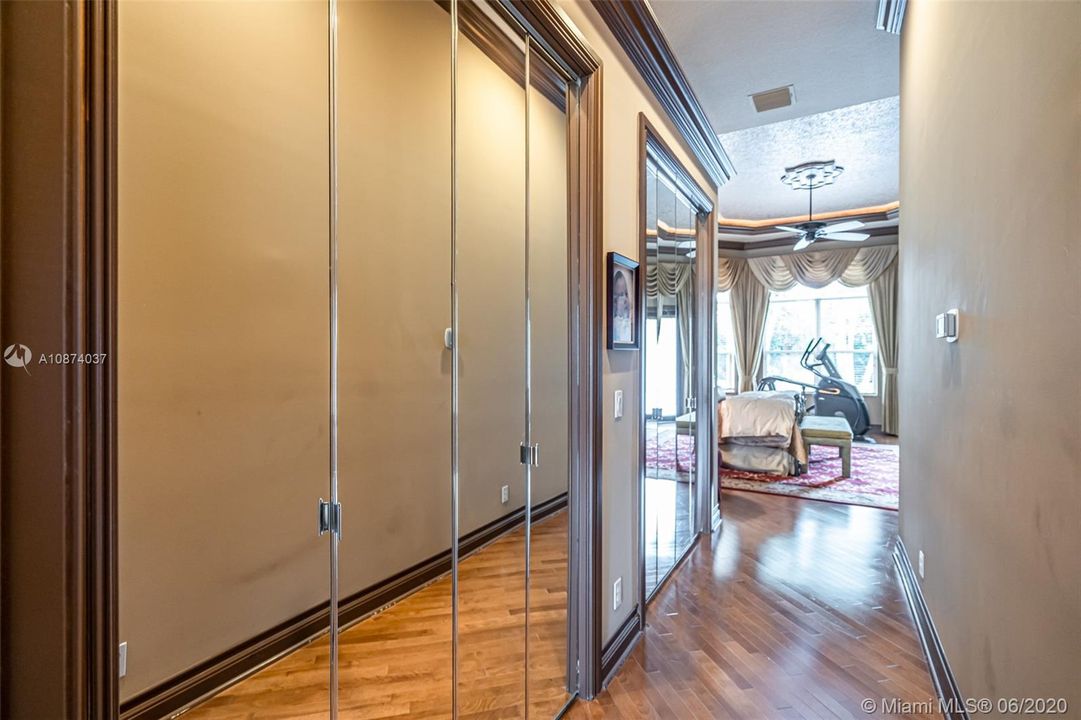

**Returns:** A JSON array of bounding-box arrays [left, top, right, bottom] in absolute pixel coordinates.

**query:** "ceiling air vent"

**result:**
[[750, 85, 795, 114]]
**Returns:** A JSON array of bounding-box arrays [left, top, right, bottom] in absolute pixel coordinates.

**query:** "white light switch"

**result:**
[[501, 485, 509, 504], [614, 390, 623, 419], [119, 642, 128, 678], [935, 309, 959, 342], [613, 577, 622, 610]]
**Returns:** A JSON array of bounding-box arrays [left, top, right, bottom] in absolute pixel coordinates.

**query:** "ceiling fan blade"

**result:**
[[775, 225, 804, 234], [792, 236, 814, 252], [824, 220, 865, 233], [822, 232, 870, 242]]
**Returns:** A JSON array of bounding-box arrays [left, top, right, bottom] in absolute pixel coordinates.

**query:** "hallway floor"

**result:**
[[568, 490, 936, 719], [179, 511, 571, 720]]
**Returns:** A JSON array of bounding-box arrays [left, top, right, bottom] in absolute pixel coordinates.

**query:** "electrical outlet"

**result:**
[[118, 642, 128, 679], [501, 485, 509, 504], [918, 550, 925, 579], [614, 389, 623, 419], [613, 577, 622, 611]]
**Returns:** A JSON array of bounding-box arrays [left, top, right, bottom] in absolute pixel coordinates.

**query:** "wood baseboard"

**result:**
[[894, 538, 970, 720], [120, 493, 568, 720], [599, 607, 642, 687]]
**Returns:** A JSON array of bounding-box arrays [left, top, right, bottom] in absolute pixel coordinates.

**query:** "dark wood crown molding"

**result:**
[[502, 0, 601, 77], [592, 0, 734, 189], [642, 115, 714, 215]]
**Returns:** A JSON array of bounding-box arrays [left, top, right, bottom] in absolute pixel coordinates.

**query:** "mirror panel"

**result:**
[[117, 0, 332, 715], [644, 165, 677, 597], [527, 51, 573, 719], [676, 192, 698, 554], [643, 158, 700, 599], [456, 7, 528, 716], [337, 0, 454, 716]]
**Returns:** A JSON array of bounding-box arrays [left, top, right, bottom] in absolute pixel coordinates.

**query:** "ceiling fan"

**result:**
[[776, 160, 870, 251]]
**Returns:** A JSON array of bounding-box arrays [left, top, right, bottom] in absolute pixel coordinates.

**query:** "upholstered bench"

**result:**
[[800, 416, 854, 478]]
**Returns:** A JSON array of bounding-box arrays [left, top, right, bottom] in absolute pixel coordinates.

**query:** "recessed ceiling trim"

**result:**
[[718, 202, 900, 231], [717, 227, 898, 256]]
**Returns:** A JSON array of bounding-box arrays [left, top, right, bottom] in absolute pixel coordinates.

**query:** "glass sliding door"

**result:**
[[117, 1, 334, 716], [337, 0, 454, 717], [642, 156, 700, 600]]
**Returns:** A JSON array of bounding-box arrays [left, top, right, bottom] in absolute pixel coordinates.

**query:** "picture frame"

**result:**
[[606, 252, 640, 350]]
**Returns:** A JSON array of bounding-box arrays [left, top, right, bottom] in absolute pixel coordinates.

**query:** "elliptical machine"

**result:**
[[758, 338, 874, 441]]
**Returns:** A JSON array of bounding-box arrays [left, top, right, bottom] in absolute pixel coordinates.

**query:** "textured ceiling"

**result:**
[[715, 96, 898, 221], [650, 0, 900, 134]]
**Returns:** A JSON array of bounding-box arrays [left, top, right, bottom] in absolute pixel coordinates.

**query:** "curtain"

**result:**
[[725, 246, 900, 435], [717, 255, 745, 292], [747, 246, 897, 291], [867, 260, 899, 434], [729, 264, 770, 392]]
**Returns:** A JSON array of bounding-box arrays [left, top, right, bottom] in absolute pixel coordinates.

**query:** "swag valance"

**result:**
[[645, 261, 693, 298], [747, 246, 897, 291], [717, 245, 899, 434]]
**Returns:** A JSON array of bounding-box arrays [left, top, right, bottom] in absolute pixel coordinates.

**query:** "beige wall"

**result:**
[[558, 1, 718, 643], [118, 0, 331, 699], [899, 0, 1080, 709], [119, 0, 571, 698], [337, 0, 454, 599]]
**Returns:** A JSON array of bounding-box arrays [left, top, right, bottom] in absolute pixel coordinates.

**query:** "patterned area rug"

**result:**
[[721, 444, 899, 510], [645, 421, 696, 480]]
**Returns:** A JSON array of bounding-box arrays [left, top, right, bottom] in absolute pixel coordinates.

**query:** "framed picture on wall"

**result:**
[[607, 252, 640, 350]]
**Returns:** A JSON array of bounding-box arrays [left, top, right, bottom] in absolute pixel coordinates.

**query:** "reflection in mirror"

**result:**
[[337, 0, 454, 716], [676, 193, 698, 557], [527, 50, 573, 719], [643, 157, 699, 599], [456, 5, 528, 716], [117, 1, 332, 717]]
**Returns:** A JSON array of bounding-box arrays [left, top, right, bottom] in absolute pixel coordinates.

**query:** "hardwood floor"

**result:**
[[180, 490, 935, 720], [181, 511, 571, 720], [866, 428, 899, 446], [568, 490, 936, 720]]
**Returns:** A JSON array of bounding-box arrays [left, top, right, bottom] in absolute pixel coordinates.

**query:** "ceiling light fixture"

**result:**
[[776, 160, 870, 251]]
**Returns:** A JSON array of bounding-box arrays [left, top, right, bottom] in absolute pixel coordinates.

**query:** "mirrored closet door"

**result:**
[[456, 7, 574, 716], [643, 152, 701, 600], [337, 0, 455, 717], [117, 1, 334, 717], [117, 2, 575, 717]]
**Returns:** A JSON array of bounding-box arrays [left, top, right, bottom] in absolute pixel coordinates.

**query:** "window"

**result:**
[[716, 291, 736, 393], [645, 314, 679, 417], [762, 282, 879, 394]]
